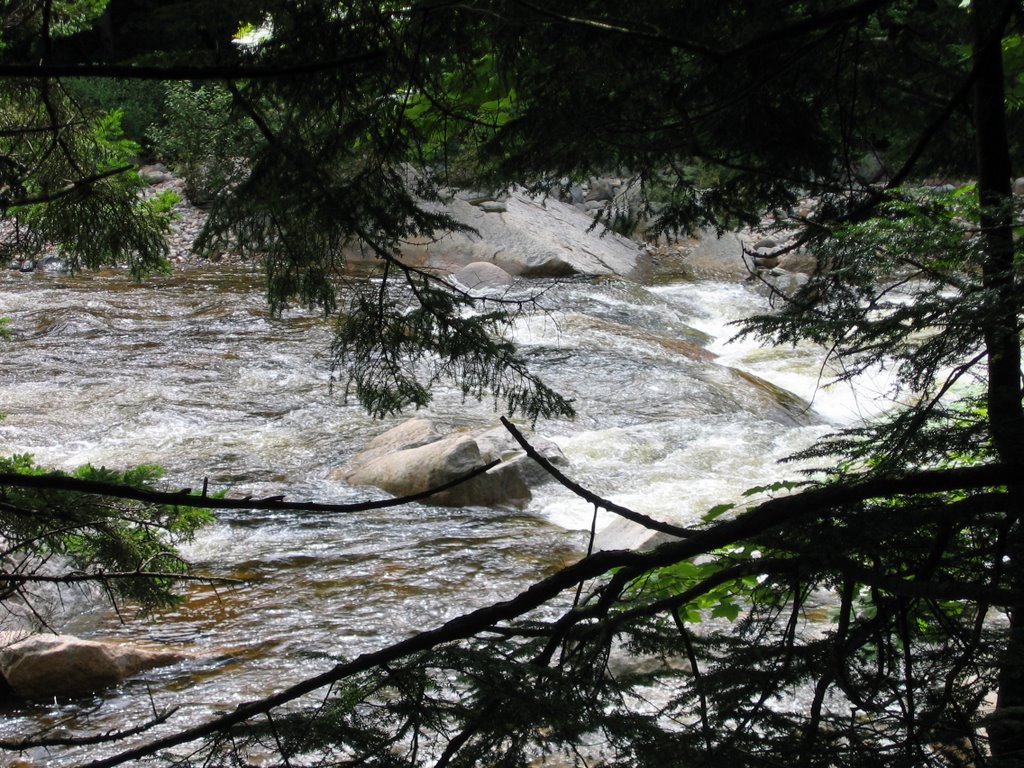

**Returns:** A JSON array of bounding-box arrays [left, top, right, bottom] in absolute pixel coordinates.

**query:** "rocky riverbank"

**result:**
[[5, 165, 822, 293]]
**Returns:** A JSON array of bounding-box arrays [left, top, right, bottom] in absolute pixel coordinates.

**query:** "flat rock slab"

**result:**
[[344, 190, 650, 280]]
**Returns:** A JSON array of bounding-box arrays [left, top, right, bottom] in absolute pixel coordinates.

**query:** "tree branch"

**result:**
[[0, 52, 387, 81], [500, 416, 696, 539], [0, 458, 502, 514], [0, 164, 134, 209], [79, 460, 1016, 767], [0, 707, 178, 750], [0, 570, 239, 586]]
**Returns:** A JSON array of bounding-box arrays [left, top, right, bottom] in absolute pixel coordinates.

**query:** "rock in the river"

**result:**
[[337, 418, 568, 509], [592, 516, 682, 553], [36, 255, 66, 273], [382, 189, 649, 280], [676, 229, 752, 280], [0, 634, 185, 699], [138, 163, 175, 185], [452, 261, 515, 292], [753, 255, 780, 270], [584, 178, 618, 203], [777, 248, 818, 275]]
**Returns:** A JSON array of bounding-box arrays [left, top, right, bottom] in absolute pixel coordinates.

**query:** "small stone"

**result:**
[[478, 201, 507, 213], [752, 238, 778, 251], [1014, 177, 1024, 196], [458, 189, 503, 205]]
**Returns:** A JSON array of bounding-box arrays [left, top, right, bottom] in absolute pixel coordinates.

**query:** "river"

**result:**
[[0, 264, 881, 762]]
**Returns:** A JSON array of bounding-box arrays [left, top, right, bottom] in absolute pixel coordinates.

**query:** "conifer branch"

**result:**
[[80, 460, 1017, 767], [0, 460, 502, 514], [0, 707, 179, 750], [0, 164, 134, 209], [0, 570, 238, 586]]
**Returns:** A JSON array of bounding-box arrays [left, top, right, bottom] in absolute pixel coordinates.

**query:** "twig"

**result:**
[[78, 461, 1015, 767], [0, 707, 178, 749], [500, 416, 696, 539]]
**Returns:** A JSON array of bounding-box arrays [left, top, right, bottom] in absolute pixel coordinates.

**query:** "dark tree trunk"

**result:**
[[973, 0, 1024, 763]]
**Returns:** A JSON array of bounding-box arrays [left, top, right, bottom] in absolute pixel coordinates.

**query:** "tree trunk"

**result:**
[[973, 1, 1024, 763]]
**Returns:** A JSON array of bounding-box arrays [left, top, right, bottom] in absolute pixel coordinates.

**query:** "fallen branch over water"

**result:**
[[0, 458, 501, 514]]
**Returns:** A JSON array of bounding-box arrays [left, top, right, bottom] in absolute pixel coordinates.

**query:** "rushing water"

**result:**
[[0, 265, 876, 762]]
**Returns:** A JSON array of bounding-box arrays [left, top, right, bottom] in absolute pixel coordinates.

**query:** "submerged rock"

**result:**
[[336, 417, 568, 509]]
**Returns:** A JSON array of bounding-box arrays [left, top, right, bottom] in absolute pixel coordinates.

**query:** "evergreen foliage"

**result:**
[[0, 454, 213, 614], [333, 274, 574, 420], [0, 49, 175, 273]]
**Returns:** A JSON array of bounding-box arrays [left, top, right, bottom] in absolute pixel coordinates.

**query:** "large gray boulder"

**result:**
[[0, 633, 185, 699], [452, 261, 515, 292], [336, 417, 568, 509], [391, 190, 650, 280], [678, 229, 753, 280]]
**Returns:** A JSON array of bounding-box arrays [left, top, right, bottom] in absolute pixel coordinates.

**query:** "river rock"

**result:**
[[337, 418, 568, 509], [750, 266, 812, 300], [387, 189, 650, 280], [0, 634, 185, 699], [777, 248, 818, 275], [678, 229, 752, 279], [592, 516, 681, 553], [753, 255, 780, 270], [452, 261, 515, 292], [138, 163, 175, 185], [584, 178, 618, 203]]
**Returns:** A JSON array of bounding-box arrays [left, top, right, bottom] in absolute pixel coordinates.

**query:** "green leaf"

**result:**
[[703, 502, 736, 521], [711, 601, 741, 621]]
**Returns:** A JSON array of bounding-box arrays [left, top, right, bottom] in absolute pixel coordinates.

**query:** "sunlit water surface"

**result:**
[[0, 266, 887, 762]]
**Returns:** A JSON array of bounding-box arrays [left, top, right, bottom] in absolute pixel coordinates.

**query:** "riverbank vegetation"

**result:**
[[3, 1, 1024, 765]]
